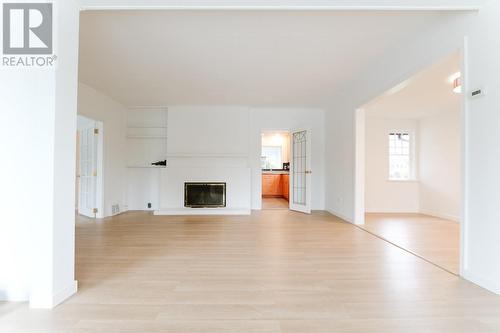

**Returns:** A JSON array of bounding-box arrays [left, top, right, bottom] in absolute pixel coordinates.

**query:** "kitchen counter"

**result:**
[[262, 170, 290, 175]]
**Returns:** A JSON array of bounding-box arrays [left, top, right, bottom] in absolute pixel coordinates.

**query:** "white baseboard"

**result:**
[[326, 209, 354, 223], [0, 289, 29, 302], [155, 208, 251, 216], [108, 209, 129, 218], [52, 280, 78, 307], [365, 210, 420, 214], [30, 280, 78, 309], [419, 209, 460, 222], [462, 269, 500, 295]]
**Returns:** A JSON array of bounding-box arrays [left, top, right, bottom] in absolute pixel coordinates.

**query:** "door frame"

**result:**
[[259, 128, 313, 213], [260, 129, 292, 210]]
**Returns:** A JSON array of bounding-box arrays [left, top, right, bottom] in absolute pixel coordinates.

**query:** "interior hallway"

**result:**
[[362, 213, 460, 274], [0, 211, 498, 333]]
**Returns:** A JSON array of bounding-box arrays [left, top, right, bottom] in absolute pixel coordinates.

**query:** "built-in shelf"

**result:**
[[126, 107, 168, 169]]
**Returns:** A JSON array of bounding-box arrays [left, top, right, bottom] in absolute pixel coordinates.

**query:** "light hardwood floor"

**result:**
[[1, 210, 500, 333], [262, 197, 289, 210], [361, 213, 460, 274]]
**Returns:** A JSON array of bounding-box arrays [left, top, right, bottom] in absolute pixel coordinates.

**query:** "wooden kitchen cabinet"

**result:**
[[282, 174, 289, 200], [262, 174, 289, 200], [262, 174, 282, 197]]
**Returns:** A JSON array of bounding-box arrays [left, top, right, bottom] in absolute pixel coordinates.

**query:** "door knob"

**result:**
[[305, 171, 312, 174]]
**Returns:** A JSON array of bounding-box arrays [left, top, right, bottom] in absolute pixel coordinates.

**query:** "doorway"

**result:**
[[261, 131, 291, 210], [76, 115, 104, 218], [354, 52, 463, 274], [261, 129, 312, 213]]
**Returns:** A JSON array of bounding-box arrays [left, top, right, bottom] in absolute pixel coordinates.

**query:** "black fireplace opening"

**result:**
[[184, 182, 226, 208]]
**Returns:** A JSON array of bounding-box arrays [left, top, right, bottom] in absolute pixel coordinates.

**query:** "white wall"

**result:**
[[419, 110, 461, 221], [325, 107, 356, 222], [364, 113, 460, 219], [78, 83, 128, 217], [157, 106, 251, 214], [126, 107, 167, 211], [152, 106, 325, 212], [365, 117, 420, 213], [0, 71, 54, 303], [462, 1, 500, 293], [325, 4, 500, 293], [168, 106, 249, 156]]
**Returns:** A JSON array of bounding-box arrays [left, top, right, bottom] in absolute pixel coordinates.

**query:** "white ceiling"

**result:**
[[364, 52, 461, 119], [79, 10, 466, 107]]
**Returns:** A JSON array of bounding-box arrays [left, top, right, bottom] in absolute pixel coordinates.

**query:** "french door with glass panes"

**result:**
[[290, 129, 312, 214], [78, 126, 98, 217]]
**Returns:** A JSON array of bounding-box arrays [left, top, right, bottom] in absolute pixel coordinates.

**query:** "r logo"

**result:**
[[3, 3, 53, 55]]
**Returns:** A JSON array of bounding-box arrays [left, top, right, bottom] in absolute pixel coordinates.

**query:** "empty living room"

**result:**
[[1, 1, 500, 332]]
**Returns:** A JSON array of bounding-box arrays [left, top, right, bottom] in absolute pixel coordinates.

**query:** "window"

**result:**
[[389, 132, 413, 180], [261, 146, 282, 169]]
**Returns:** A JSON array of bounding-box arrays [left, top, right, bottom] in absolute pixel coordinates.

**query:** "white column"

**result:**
[[0, 0, 80, 308]]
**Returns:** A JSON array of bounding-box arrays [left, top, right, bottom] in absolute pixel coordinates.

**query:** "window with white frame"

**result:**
[[388, 132, 413, 180]]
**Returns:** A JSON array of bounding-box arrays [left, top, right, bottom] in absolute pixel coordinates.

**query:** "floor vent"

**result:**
[[111, 204, 120, 215]]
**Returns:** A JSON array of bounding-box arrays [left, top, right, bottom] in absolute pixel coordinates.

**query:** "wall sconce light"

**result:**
[[453, 77, 462, 94], [449, 72, 462, 94]]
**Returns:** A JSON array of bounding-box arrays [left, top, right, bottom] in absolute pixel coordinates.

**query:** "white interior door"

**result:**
[[78, 126, 98, 217], [290, 129, 312, 214]]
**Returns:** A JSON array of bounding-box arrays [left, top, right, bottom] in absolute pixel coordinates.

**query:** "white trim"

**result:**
[[353, 108, 365, 225], [30, 280, 78, 309], [95, 121, 105, 219], [52, 281, 78, 308], [462, 269, 500, 295], [326, 209, 354, 224], [460, 37, 469, 277], [154, 208, 251, 216], [365, 210, 420, 214], [419, 209, 460, 223], [109, 208, 129, 217]]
